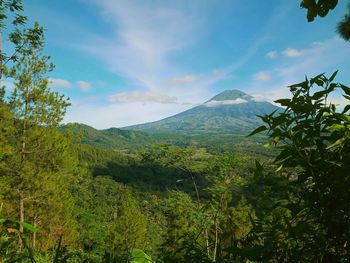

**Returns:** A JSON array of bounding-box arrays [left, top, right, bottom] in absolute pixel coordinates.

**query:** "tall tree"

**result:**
[[1, 14, 72, 248]]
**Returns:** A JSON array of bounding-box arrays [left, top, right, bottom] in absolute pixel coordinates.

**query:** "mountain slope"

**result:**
[[125, 90, 279, 133], [60, 123, 160, 151]]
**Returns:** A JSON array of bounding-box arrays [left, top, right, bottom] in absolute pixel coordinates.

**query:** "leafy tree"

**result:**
[[337, 3, 350, 41], [0, 218, 37, 262], [7, 20, 70, 244], [159, 190, 205, 263], [300, 0, 350, 41], [300, 0, 338, 21], [0, 2, 76, 250], [73, 175, 148, 260], [248, 72, 350, 261]]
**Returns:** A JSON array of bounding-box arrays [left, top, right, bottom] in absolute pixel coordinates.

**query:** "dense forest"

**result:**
[[1, 0, 350, 262]]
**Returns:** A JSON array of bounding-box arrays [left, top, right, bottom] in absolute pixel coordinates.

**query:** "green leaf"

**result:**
[[275, 164, 283, 172], [326, 137, 346, 149], [329, 70, 338, 82], [131, 249, 154, 263], [342, 105, 350, 114], [17, 221, 38, 233], [248, 125, 267, 137], [312, 90, 327, 100], [274, 98, 291, 107], [314, 77, 324, 86], [289, 81, 307, 89], [341, 84, 350, 96]]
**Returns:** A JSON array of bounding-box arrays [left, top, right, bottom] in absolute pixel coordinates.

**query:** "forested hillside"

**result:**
[[60, 123, 272, 157], [1, 1, 350, 263]]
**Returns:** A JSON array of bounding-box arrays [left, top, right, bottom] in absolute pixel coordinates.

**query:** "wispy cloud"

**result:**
[[282, 48, 303, 58], [77, 80, 92, 91], [167, 75, 199, 86], [249, 37, 350, 106], [109, 91, 178, 104], [204, 98, 247, 107], [81, 0, 202, 92], [49, 78, 72, 88], [253, 71, 271, 81], [266, 51, 277, 59]]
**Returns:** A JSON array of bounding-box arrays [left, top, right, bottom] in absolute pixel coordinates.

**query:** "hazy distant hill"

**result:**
[[125, 90, 279, 133]]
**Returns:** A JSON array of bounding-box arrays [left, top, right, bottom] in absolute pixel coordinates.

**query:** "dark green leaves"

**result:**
[[300, 0, 338, 22], [274, 98, 291, 107], [337, 13, 350, 42], [340, 84, 350, 95], [248, 125, 267, 137], [248, 71, 350, 260]]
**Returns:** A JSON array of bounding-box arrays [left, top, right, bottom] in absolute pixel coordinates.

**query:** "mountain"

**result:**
[[60, 90, 278, 153], [125, 89, 279, 134]]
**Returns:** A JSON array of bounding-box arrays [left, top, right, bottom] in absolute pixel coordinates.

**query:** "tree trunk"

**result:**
[[32, 216, 37, 248], [18, 189, 24, 248], [18, 110, 27, 247], [213, 219, 218, 262]]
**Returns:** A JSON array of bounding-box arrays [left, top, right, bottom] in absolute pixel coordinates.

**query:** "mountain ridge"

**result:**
[[124, 89, 279, 133]]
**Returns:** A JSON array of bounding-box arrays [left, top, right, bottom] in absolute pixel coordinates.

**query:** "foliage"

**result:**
[[300, 0, 350, 42], [300, 0, 338, 22], [130, 248, 154, 263], [247, 72, 350, 262], [3, 1, 350, 262], [0, 218, 36, 262], [337, 3, 350, 41], [0, 0, 76, 252], [62, 122, 271, 157]]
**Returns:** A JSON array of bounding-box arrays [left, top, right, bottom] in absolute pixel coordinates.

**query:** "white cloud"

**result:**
[[248, 37, 350, 106], [64, 100, 192, 129], [167, 75, 199, 85], [77, 81, 92, 91], [266, 51, 277, 59], [109, 91, 178, 104], [204, 98, 247, 107], [253, 71, 271, 81], [49, 78, 72, 88], [282, 48, 303, 58]]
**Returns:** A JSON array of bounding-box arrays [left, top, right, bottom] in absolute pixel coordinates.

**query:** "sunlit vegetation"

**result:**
[[1, 0, 350, 262]]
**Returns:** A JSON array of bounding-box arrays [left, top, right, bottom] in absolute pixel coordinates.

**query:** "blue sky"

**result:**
[[13, 0, 350, 128]]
